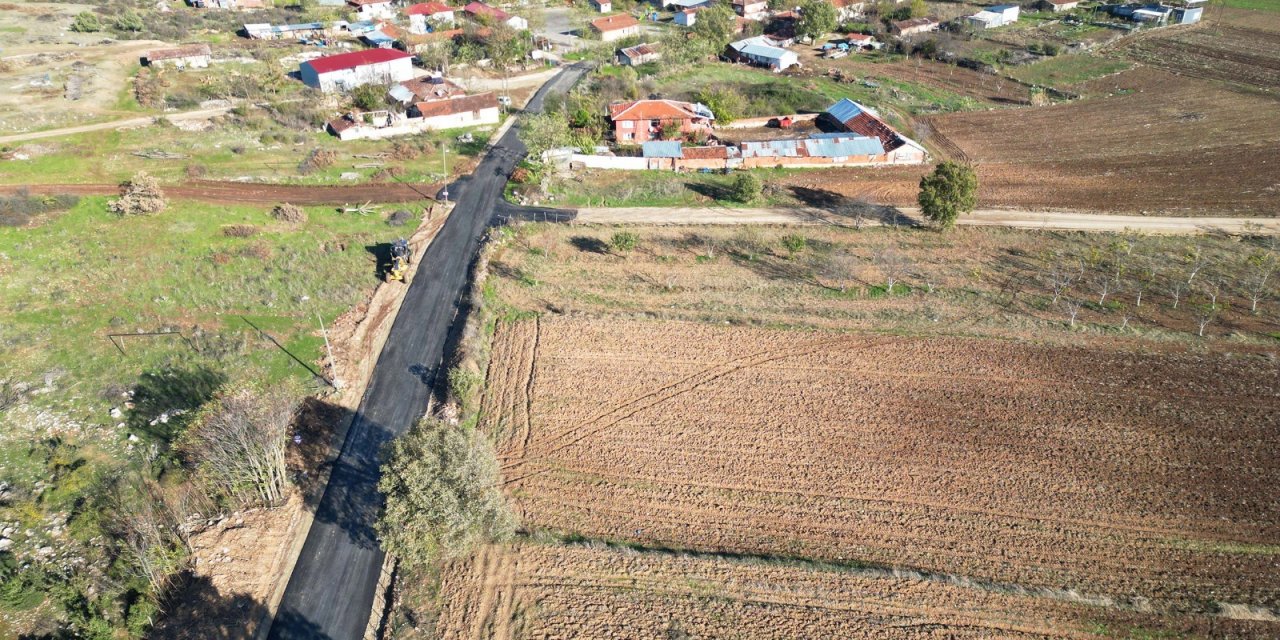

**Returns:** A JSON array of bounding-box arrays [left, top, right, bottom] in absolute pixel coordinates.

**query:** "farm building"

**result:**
[[300, 48, 414, 93], [891, 16, 940, 36], [819, 98, 927, 164], [727, 36, 800, 72], [462, 2, 529, 29], [625, 133, 908, 170], [732, 0, 769, 20], [618, 43, 660, 66], [347, 0, 395, 20], [1105, 3, 1174, 24], [243, 22, 327, 39], [592, 0, 612, 12], [967, 4, 1020, 29], [674, 8, 701, 26], [590, 14, 642, 42], [363, 28, 398, 48], [1037, 0, 1080, 12], [144, 44, 212, 69], [406, 2, 455, 33], [328, 93, 499, 140], [608, 99, 715, 143]]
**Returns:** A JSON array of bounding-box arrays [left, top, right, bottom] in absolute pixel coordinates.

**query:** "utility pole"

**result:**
[[440, 141, 449, 201], [316, 311, 343, 390]]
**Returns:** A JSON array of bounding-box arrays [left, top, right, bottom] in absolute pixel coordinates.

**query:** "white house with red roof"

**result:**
[[300, 48, 415, 93], [608, 99, 715, 143], [462, 1, 528, 29], [406, 2, 455, 33], [348, 0, 395, 19]]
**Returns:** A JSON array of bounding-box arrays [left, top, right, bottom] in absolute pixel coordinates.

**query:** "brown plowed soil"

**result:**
[[484, 318, 1280, 614], [0, 179, 442, 205], [436, 542, 1279, 639], [1121, 24, 1280, 92]]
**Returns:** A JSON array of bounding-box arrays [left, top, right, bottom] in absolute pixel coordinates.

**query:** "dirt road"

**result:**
[[572, 206, 1280, 235], [0, 106, 234, 146], [1, 179, 442, 206]]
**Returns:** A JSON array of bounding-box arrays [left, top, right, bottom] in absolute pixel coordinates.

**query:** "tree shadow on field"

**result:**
[[787, 186, 915, 228], [127, 363, 227, 449], [686, 181, 732, 202], [569, 235, 610, 254], [148, 573, 272, 640]]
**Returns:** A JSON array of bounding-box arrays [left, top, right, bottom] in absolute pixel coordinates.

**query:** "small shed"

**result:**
[[144, 44, 213, 69], [618, 42, 660, 66]]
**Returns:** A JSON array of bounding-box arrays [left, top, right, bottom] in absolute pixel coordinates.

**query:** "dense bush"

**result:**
[[0, 190, 79, 226], [108, 172, 168, 216]]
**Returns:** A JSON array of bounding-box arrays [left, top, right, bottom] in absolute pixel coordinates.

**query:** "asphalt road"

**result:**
[[265, 64, 589, 640]]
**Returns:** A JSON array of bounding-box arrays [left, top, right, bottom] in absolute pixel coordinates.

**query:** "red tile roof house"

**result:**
[[300, 48, 415, 93], [590, 14, 642, 42], [608, 99, 715, 144], [405, 2, 456, 34], [462, 1, 528, 29], [328, 93, 500, 140]]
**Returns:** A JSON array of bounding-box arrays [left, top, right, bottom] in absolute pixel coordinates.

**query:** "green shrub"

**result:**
[[729, 172, 763, 204], [610, 231, 639, 253]]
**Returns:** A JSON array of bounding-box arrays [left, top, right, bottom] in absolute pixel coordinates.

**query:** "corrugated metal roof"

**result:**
[[303, 48, 410, 74], [739, 139, 802, 158], [388, 85, 416, 103], [738, 44, 790, 60], [803, 137, 883, 157], [825, 99, 864, 124], [642, 141, 683, 158]]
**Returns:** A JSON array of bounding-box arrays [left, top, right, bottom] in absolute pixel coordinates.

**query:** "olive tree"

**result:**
[[376, 419, 514, 566]]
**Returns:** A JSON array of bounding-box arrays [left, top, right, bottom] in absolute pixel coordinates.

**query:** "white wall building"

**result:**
[[967, 4, 1020, 29], [300, 48, 415, 93]]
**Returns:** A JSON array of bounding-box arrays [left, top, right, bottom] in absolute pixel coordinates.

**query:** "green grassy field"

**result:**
[[1223, 0, 1280, 11], [1, 116, 490, 186], [545, 168, 812, 208], [654, 65, 979, 125], [1005, 55, 1133, 88]]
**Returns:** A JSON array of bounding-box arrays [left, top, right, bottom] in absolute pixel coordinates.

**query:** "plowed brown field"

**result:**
[[921, 68, 1280, 215], [483, 318, 1280, 615], [1122, 24, 1280, 92], [435, 542, 1278, 640]]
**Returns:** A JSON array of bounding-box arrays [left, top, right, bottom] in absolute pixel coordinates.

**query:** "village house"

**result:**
[[347, 0, 396, 20], [846, 33, 882, 51], [830, 0, 865, 22], [592, 0, 612, 12], [462, 2, 528, 29], [327, 92, 499, 140], [967, 4, 1020, 29], [299, 48, 414, 92], [243, 22, 327, 39], [674, 8, 700, 26], [891, 16, 940, 36], [608, 99, 715, 143], [727, 35, 800, 72], [618, 42, 660, 66], [732, 0, 769, 20], [818, 98, 926, 164], [143, 44, 212, 69], [590, 14, 642, 42], [406, 2, 455, 33], [389, 73, 467, 105], [1037, 0, 1080, 12]]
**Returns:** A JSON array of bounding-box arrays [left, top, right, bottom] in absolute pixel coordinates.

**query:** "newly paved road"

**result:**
[[265, 64, 589, 640]]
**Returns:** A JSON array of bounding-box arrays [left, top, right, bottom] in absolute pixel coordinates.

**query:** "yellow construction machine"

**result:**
[[386, 238, 411, 282]]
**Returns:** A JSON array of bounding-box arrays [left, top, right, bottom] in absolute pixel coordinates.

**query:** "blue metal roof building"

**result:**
[[642, 141, 684, 158]]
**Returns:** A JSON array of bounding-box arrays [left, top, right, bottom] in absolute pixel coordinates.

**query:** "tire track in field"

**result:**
[[498, 334, 884, 484]]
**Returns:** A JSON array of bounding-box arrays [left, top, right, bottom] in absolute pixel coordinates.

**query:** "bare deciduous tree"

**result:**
[[1061, 297, 1083, 328], [109, 473, 186, 596], [181, 384, 298, 508], [1045, 254, 1082, 305], [1244, 251, 1277, 313], [874, 247, 913, 293], [1183, 244, 1210, 286]]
